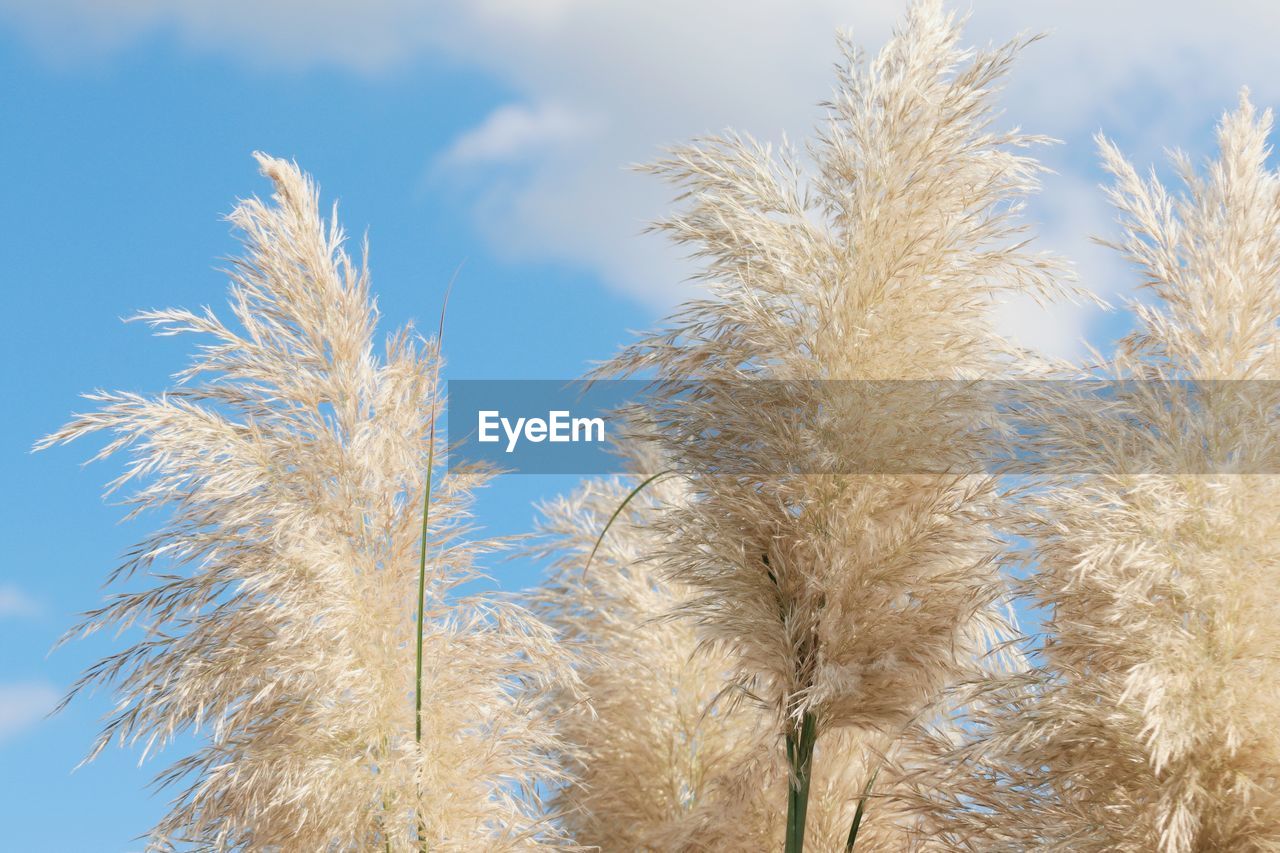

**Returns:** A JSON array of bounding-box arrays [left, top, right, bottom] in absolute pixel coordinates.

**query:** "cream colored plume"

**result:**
[[533, 455, 950, 851], [926, 94, 1280, 852], [39, 154, 574, 851], [593, 4, 1063, 846]]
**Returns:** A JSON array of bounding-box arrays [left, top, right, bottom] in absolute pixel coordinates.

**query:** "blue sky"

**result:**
[[1, 1, 1275, 849]]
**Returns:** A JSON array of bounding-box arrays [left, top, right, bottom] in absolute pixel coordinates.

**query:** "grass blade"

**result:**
[[844, 766, 879, 852], [414, 263, 462, 848], [583, 469, 673, 576]]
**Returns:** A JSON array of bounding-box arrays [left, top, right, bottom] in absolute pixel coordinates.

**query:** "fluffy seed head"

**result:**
[[39, 154, 575, 851], [603, 0, 1057, 751], [925, 94, 1280, 853]]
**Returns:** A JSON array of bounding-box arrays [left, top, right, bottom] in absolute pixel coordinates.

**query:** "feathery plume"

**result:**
[[38, 154, 573, 851], [533, 453, 938, 851], [588, 7, 1067, 847], [927, 94, 1280, 852]]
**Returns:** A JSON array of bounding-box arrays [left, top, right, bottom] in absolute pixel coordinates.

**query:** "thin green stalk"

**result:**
[[844, 766, 879, 852], [414, 265, 462, 848], [583, 469, 674, 576], [784, 710, 818, 853]]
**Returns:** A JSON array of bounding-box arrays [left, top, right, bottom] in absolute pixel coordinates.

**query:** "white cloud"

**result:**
[[4, 0, 1280, 356], [0, 682, 59, 742], [438, 102, 596, 168], [0, 584, 40, 618]]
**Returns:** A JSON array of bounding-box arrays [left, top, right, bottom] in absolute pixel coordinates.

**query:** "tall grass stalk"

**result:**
[[414, 275, 450, 742], [784, 711, 818, 852], [413, 267, 456, 847]]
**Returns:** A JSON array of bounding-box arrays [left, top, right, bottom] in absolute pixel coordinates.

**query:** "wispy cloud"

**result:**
[[0, 682, 59, 742], [438, 102, 595, 168], [0, 584, 40, 618]]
